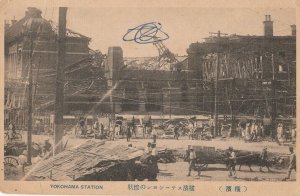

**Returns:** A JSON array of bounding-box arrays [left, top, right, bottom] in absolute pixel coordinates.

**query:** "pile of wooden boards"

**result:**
[[30, 140, 144, 181]]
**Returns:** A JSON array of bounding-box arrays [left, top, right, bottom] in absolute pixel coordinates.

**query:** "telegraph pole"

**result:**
[[27, 32, 34, 165], [214, 31, 220, 137], [54, 7, 67, 155], [271, 53, 277, 138]]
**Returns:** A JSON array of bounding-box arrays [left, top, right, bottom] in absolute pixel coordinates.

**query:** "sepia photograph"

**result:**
[[1, 2, 297, 191]]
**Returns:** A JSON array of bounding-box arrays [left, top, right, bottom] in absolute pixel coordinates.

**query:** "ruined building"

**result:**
[[187, 15, 296, 119], [4, 7, 103, 127]]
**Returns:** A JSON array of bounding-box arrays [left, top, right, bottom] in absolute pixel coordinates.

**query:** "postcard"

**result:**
[[0, 0, 299, 195]]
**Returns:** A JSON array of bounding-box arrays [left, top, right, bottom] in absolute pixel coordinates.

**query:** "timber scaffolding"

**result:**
[[199, 78, 295, 118], [29, 140, 144, 181]]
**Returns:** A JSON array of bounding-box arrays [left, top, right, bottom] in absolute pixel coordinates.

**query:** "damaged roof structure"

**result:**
[[30, 140, 144, 181]]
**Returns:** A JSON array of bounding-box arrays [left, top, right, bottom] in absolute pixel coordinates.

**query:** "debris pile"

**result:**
[[157, 149, 176, 163]]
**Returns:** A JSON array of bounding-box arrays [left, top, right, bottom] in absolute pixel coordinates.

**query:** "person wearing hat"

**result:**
[[147, 143, 159, 181], [144, 142, 152, 154], [227, 146, 237, 177], [126, 125, 131, 142], [187, 146, 197, 176], [284, 146, 296, 180], [259, 146, 271, 172]]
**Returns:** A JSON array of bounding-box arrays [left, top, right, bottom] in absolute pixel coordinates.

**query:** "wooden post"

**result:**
[[214, 51, 219, 137], [27, 32, 34, 165], [54, 7, 67, 155], [271, 53, 277, 138]]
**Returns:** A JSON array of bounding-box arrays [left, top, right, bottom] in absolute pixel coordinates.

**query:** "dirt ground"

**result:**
[[4, 133, 296, 181]]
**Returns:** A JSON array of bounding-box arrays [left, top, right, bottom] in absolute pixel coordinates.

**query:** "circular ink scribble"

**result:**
[[123, 22, 169, 44]]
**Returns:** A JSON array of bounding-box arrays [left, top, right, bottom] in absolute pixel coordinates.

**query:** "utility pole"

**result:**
[[169, 64, 172, 119], [169, 88, 171, 119], [214, 32, 220, 137], [54, 7, 67, 155], [214, 53, 219, 137], [271, 53, 277, 138], [27, 32, 34, 165]]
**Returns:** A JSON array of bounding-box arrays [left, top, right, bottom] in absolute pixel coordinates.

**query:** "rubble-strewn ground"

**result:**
[[5, 133, 296, 181]]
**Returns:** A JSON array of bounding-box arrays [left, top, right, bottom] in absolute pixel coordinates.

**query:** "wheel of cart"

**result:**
[[4, 156, 19, 167]]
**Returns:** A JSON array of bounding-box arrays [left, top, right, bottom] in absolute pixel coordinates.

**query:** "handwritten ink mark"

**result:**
[[123, 22, 169, 44]]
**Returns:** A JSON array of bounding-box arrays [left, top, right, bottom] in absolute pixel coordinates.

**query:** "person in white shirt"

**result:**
[[227, 146, 237, 177], [150, 143, 157, 156], [144, 142, 152, 154], [187, 147, 199, 176], [152, 129, 157, 143], [277, 123, 283, 141]]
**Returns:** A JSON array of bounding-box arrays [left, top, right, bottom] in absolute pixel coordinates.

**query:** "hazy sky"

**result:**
[[4, 7, 296, 57]]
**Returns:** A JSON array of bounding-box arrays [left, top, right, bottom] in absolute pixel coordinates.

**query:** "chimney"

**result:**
[[291, 24, 296, 36], [11, 16, 17, 26], [263, 15, 273, 37], [4, 20, 10, 31]]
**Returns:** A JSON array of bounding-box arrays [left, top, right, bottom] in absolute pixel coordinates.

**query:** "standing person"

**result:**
[[126, 125, 131, 142], [259, 147, 271, 172], [277, 123, 284, 144], [8, 122, 14, 142], [18, 150, 28, 172], [144, 142, 152, 154], [150, 143, 157, 156], [152, 128, 157, 143], [244, 122, 251, 142], [250, 122, 257, 141], [131, 116, 136, 138], [79, 117, 86, 137], [256, 122, 262, 139], [258, 122, 264, 138], [43, 139, 52, 157], [291, 126, 296, 144], [227, 146, 237, 178], [100, 123, 104, 138], [93, 120, 99, 138], [187, 147, 199, 176], [237, 122, 243, 139], [284, 146, 296, 180], [149, 143, 159, 181]]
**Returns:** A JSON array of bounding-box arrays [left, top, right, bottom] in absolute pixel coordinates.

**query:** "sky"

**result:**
[[4, 7, 296, 57]]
